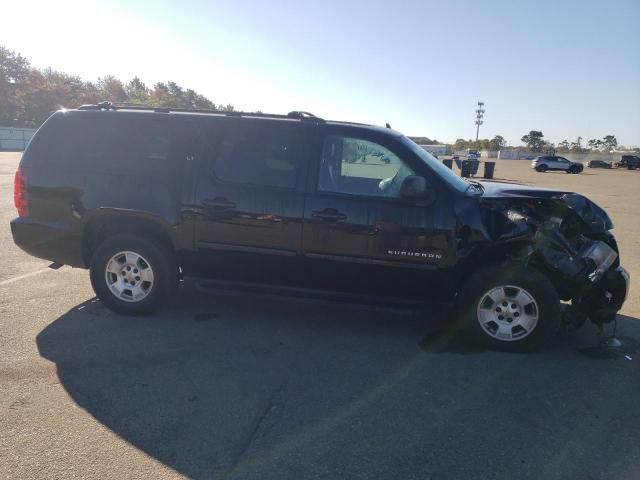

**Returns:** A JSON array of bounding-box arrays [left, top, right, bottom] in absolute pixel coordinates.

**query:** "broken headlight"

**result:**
[[581, 241, 617, 283]]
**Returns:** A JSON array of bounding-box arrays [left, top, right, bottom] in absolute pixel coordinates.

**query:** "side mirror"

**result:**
[[400, 175, 428, 199]]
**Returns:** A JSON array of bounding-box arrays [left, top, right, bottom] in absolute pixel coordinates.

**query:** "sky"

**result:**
[[2, 0, 639, 146]]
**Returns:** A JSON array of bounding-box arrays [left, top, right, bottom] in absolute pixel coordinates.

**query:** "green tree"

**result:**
[[453, 138, 467, 151], [125, 77, 150, 104], [542, 142, 555, 154], [587, 138, 602, 151], [97, 75, 127, 102], [601, 135, 617, 152], [557, 139, 570, 152], [0, 44, 232, 127], [570, 136, 584, 153], [521, 131, 545, 152], [488, 135, 506, 151], [0, 46, 31, 126]]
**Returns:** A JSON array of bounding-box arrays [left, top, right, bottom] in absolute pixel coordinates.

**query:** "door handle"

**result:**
[[203, 198, 236, 209], [312, 208, 347, 222]]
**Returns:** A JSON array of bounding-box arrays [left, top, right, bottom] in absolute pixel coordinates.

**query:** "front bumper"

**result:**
[[581, 266, 630, 323]]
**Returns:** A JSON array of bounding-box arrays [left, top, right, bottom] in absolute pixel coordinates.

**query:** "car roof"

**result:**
[[64, 104, 404, 137]]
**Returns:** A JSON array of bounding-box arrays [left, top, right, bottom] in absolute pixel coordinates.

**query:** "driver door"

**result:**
[[301, 128, 448, 296]]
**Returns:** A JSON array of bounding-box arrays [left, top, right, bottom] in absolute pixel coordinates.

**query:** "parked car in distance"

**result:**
[[531, 156, 584, 173], [466, 149, 480, 159], [615, 155, 640, 170], [11, 103, 629, 352], [587, 160, 613, 169]]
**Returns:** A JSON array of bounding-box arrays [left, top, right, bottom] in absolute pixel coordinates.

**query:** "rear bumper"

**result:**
[[10, 217, 85, 268]]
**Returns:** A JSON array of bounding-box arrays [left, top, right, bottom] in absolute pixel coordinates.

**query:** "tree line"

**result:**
[[1, 46, 233, 128], [520, 131, 620, 154]]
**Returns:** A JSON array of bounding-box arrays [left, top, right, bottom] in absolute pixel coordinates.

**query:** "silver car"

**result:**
[[531, 156, 584, 174]]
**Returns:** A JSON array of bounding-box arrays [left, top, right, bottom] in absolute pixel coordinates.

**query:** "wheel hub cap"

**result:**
[[104, 251, 154, 303], [477, 285, 539, 341]]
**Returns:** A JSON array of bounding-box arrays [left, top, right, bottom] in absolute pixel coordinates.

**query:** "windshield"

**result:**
[[400, 136, 469, 192]]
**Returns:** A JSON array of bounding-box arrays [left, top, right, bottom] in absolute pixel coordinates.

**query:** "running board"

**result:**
[[191, 278, 428, 311]]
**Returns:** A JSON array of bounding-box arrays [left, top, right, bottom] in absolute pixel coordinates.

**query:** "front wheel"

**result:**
[[90, 234, 177, 315], [536, 164, 548, 172], [455, 264, 562, 352]]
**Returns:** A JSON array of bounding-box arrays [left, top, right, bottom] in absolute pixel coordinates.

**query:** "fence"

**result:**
[[0, 127, 37, 151], [496, 148, 626, 163]]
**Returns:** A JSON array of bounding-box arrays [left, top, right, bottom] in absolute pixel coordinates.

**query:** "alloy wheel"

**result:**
[[104, 251, 155, 302], [476, 285, 539, 341]]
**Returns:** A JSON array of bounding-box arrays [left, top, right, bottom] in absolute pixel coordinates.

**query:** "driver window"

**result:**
[[318, 136, 414, 198]]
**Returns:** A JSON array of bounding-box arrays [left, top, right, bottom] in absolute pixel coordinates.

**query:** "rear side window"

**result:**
[[70, 116, 118, 168], [69, 116, 177, 174], [215, 120, 301, 189], [23, 112, 191, 178], [20, 113, 70, 167]]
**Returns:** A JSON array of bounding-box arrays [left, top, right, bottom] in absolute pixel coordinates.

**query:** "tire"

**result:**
[[90, 234, 177, 315], [454, 264, 562, 352], [536, 164, 548, 172]]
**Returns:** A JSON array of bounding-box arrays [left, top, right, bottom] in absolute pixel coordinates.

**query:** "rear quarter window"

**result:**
[[20, 113, 70, 168], [42, 113, 185, 175]]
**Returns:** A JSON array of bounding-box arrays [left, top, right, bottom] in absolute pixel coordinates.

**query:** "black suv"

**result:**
[[616, 155, 640, 169], [11, 104, 629, 351]]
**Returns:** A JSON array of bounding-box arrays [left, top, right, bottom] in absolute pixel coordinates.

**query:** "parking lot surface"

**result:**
[[1, 152, 639, 479]]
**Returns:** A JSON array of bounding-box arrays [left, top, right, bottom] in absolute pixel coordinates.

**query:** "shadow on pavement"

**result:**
[[37, 287, 640, 480]]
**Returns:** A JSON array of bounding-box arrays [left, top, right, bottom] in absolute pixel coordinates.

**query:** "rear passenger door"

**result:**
[[192, 118, 311, 283]]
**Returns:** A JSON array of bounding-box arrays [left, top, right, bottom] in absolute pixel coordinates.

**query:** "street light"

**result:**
[[475, 101, 485, 142]]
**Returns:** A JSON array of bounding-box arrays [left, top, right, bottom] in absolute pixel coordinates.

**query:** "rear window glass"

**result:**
[[215, 120, 301, 189], [29, 113, 184, 174]]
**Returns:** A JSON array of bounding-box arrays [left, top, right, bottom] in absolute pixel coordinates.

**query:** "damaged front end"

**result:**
[[456, 184, 630, 329]]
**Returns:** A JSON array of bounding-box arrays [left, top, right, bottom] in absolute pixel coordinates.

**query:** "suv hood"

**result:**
[[475, 180, 612, 233], [478, 180, 569, 199]]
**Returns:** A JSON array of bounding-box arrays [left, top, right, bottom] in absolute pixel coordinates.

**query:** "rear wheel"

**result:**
[[455, 264, 561, 352], [536, 164, 548, 172], [90, 234, 177, 315]]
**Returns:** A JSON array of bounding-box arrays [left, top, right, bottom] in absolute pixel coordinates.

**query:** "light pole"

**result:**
[[475, 101, 485, 142]]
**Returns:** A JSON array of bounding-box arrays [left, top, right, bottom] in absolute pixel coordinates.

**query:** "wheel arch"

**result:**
[[450, 241, 533, 296], [82, 210, 177, 267]]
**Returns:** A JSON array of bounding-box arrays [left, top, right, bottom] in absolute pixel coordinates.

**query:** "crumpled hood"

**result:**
[[476, 180, 613, 232], [478, 180, 570, 199]]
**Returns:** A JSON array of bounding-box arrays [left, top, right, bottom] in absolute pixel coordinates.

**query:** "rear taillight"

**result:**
[[13, 168, 29, 217]]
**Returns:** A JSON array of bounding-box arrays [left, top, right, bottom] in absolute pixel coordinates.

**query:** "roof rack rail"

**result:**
[[76, 102, 325, 122]]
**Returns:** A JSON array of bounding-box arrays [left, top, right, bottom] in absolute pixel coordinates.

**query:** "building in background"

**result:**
[[419, 144, 447, 156]]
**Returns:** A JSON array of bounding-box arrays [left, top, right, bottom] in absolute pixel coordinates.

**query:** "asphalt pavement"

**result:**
[[1, 152, 639, 480]]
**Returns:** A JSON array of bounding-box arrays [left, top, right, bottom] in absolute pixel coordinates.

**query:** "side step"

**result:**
[[191, 278, 428, 311]]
